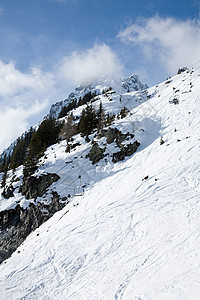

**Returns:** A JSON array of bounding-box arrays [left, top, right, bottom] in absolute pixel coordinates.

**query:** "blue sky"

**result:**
[[1, 0, 199, 78], [0, 0, 200, 152]]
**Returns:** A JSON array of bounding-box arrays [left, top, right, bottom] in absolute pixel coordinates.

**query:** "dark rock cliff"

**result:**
[[0, 192, 65, 264], [21, 173, 60, 199], [87, 128, 140, 164]]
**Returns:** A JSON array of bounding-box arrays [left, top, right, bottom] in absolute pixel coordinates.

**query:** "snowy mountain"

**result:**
[[0, 68, 200, 299], [49, 74, 147, 118], [0, 74, 146, 159]]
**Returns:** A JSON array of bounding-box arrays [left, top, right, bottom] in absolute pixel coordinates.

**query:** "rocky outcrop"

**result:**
[[49, 94, 75, 119], [121, 74, 148, 92], [98, 128, 134, 145], [112, 141, 140, 163], [0, 192, 65, 264], [98, 128, 127, 145], [65, 142, 81, 153], [177, 67, 188, 75], [2, 187, 14, 199], [89, 128, 139, 164], [86, 143, 105, 164], [21, 173, 60, 199]]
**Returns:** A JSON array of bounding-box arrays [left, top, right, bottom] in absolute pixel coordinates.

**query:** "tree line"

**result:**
[[1, 100, 116, 190]]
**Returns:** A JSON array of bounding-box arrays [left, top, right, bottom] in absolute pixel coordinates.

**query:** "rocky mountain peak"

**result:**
[[49, 74, 147, 118]]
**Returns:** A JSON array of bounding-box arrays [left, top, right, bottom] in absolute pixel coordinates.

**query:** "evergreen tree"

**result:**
[[58, 106, 68, 119], [11, 128, 34, 170], [0, 154, 9, 173], [58, 99, 77, 118], [78, 91, 96, 107], [1, 164, 8, 189], [27, 131, 43, 160], [23, 156, 38, 178], [77, 104, 98, 136], [23, 118, 62, 177], [119, 107, 129, 119], [105, 113, 115, 126], [29, 118, 61, 158], [97, 101, 105, 131]]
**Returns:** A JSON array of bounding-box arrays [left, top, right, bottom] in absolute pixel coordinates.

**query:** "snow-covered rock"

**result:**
[[49, 75, 147, 118], [121, 74, 148, 92]]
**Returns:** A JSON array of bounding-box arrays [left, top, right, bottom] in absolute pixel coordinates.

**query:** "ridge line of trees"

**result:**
[[1, 100, 116, 190], [58, 91, 97, 119]]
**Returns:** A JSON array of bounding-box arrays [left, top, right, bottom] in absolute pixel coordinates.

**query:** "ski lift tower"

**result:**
[[74, 175, 84, 196]]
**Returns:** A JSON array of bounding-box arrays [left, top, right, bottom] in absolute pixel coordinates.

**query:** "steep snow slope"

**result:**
[[0, 74, 148, 211], [0, 69, 200, 299]]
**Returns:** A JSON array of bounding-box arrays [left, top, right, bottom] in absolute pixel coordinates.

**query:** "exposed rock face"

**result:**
[[98, 128, 128, 145], [49, 92, 78, 118], [86, 143, 105, 164], [65, 142, 81, 153], [49, 100, 64, 118], [21, 173, 60, 199], [0, 205, 21, 230], [88, 128, 139, 164], [112, 141, 140, 163], [177, 67, 188, 75], [0, 192, 65, 264], [121, 74, 148, 92]]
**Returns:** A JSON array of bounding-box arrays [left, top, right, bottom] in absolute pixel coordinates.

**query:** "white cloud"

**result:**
[[0, 44, 123, 153], [59, 44, 123, 85], [0, 100, 48, 154], [0, 61, 54, 99], [0, 61, 54, 153], [118, 16, 200, 75]]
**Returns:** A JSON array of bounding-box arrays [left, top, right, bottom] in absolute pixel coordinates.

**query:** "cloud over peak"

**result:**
[[59, 44, 124, 85], [0, 43, 123, 153], [118, 16, 200, 75]]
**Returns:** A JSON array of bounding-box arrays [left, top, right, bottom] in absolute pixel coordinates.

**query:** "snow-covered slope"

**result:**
[[49, 74, 147, 118], [0, 74, 148, 211], [0, 68, 200, 299]]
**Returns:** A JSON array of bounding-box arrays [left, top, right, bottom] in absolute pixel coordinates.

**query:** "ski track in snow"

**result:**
[[0, 69, 200, 299]]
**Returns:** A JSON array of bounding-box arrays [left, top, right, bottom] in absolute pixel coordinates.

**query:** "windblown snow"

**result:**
[[0, 69, 200, 299]]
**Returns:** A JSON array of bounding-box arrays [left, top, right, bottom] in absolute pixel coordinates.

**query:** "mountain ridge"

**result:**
[[49, 74, 148, 118], [0, 67, 199, 299], [0, 73, 147, 160]]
